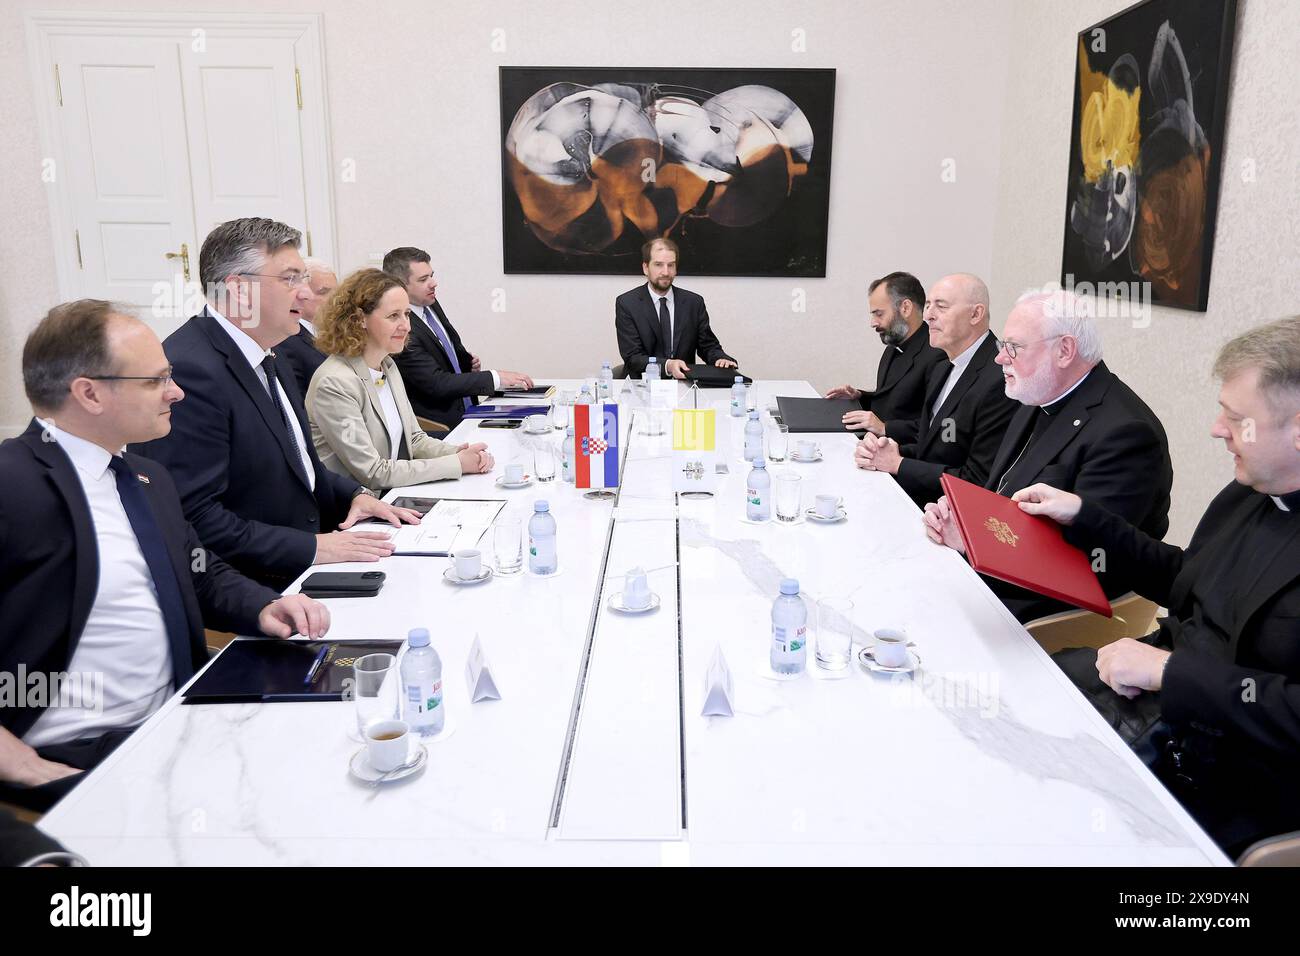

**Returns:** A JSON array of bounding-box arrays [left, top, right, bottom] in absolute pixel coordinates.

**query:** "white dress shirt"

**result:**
[[23, 425, 174, 749], [647, 283, 675, 357], [931, 330, 991, 421], [370, 367, 404, 460], [299, 318, 317, 337], [211, 307, 316, 491], [413, 305, 501, 390]]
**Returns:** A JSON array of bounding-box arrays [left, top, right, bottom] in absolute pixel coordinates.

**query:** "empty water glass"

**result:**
[[768, 423, 789, 462], [493, 517, 523, 574], [352, 653, 397, 738], [775, 472, 802, 522], [816, 598, 855, 670], [534, 444, 557, 481]]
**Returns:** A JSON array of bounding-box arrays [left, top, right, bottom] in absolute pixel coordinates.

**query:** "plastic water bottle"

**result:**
[[746, 458, 771, 521], [645, 356, 660, 381], [577, 384, 594, 405], [528, 500, 558, 574], [770, 579, 807, 675], [730, 376, 745, 416], [743, 409, 763, 462], [598, 362, 613, 401], [562, 425, 575, 483], [400, 627, 444, 737]]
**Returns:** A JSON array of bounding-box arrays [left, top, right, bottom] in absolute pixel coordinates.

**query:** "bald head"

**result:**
[[299, 258, 338, 325], [923, 273, 991, 358]]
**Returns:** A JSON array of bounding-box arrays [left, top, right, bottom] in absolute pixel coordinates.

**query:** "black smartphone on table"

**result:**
[[479, 418, 524, 428], [300, 570, 386, 598]]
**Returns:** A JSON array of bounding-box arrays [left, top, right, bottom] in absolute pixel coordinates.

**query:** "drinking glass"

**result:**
[[816, 598, 855, 670], [493, 517, 523, 574], [767, 423, 789, 462], [352, 653, 397, 738], [534, 444, 557, 482], [775, 472, 802, 522]]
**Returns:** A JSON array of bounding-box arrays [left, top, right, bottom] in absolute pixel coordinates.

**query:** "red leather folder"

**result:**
[[940, 474, 1112, 617]]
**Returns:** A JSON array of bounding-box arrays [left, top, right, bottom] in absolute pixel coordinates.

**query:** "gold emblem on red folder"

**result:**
[[984, 516, 1019, 547]]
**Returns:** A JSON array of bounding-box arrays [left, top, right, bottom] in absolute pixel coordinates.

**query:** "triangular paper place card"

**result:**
[[465, 635, 501, 702], [701, 644, 734, 717]]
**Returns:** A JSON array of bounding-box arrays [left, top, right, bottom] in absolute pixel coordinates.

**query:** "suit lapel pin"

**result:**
[[137, 473, 151, 484], [1073, 419, 1081, 426]]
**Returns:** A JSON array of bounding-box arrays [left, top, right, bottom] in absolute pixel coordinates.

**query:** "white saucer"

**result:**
[[444, 566, 492, 586], [495, 476, 533, 489], [805, 507, 848, 523], [608, 592, 661, 613], [790, 451, 824, 463], [522, 425, 551, 436], [857, 645, 921, 675], [349, 741, 427, 784]]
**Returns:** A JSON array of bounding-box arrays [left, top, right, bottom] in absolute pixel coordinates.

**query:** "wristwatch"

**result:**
[[352, 487, 376, 499]]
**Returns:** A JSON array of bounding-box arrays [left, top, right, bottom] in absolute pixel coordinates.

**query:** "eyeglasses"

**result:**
[[238, 271, 311, 288], [87, 371, 175, 387], [994, 334, 1065, 360]]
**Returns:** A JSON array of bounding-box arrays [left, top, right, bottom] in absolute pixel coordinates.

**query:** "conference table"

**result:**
[[39, 379, 1230, 866]]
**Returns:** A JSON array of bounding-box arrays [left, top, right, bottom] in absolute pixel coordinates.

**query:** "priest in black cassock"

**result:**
[[1013, 316, 1300, 857]]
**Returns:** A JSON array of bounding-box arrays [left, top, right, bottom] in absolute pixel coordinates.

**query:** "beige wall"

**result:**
[[4, 0, 1296, 548], [2, 0, 1010, 429], [990, 0, 1300, 544]]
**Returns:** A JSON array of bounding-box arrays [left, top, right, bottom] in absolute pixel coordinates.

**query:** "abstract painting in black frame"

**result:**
[[1060, 0, 1237, 311], [500, 67, 835, 277]]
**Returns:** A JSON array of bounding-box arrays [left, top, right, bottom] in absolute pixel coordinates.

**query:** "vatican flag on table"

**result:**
[[673, 408, 717, 494], [573, 403, 620, 489]]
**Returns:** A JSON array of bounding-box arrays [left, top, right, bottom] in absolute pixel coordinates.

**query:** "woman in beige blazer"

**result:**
[[307, 269, 494, 493]]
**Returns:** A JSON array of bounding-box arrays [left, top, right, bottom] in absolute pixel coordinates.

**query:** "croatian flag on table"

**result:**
[[573, 403, 620, 489]]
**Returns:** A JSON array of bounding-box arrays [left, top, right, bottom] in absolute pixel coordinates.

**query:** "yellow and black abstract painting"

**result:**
[[500, 67, 835, 276], [1061, 0, 1237, 311]]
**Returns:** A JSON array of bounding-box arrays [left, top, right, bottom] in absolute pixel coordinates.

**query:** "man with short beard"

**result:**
[[825, 271, 947, 438], [922, 290, 1172, 622]]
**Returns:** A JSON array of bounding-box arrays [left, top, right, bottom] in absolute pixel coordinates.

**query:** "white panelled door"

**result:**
[[179, 38, 309, 243], [51, 35, 198, 328], [30, 13, 334, 337]]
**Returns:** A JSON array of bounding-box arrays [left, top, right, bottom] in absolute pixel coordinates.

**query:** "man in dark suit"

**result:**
[[277, 257, 336, 397], [136, 218, 419, 589], [856, 273, 1017, 506], [1, 300, 329, 811], [615, 238, 737, 380], [825, 271, 947, 437], [384, 246, 533, 430], [1013, 316, 1300, 855], [922, 291, 1173, 621]]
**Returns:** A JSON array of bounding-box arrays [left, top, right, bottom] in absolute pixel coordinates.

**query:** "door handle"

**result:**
[[165, 243, 190, 282]]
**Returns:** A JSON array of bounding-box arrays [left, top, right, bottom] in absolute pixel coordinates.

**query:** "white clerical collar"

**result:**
[[1039, 368, 1093, 410], [208, 304, 272, 368], [35, 417, 118, 480]]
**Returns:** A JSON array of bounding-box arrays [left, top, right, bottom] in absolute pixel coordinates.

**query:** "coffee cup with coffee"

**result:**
[[872, 628, 910, 668], [365, 719, 410, 772]]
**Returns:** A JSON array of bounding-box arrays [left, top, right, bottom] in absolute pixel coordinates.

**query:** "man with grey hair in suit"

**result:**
[[278, 256, 337, 397], [923, 288, 1173, 622]]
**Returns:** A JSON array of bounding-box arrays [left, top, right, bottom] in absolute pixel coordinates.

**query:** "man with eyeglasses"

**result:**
[[855, 273, 1018, 507], [0, 300, 332, 810], [136, 218, 420, 589], [920, 290, 1173, 622]]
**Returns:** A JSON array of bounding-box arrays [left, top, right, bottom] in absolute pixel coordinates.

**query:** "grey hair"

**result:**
[[1213, 316, 1300, 420], [1015, 290, 1104, 364], [302, 256, 336, 278], [199, 217, 302, 290]]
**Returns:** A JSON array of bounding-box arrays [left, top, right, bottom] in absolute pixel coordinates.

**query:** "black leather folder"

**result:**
[[183, 639, 402, 703], [684, 365, 752, 387], [775, 396, 860, 433]]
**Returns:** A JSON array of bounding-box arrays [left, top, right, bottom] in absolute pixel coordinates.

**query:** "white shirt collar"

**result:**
[[646, 283, 674, 307], [1273, 495, 1293, 512], [948, 330, 990, 372], [299, 318, 317, 336], [36, 418, 117, 481], [209, 304, 272, 369]]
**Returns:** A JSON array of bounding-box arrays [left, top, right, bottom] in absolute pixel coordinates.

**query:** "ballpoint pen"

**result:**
[[303, 645, 329, 686]]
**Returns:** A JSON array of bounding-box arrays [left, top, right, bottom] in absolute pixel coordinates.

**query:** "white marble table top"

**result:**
[[38, 379, 1230, 866]]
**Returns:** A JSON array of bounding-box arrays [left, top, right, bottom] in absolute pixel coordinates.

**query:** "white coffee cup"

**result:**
[[504, 462, 524, 483], [453, 548, 482, 580], [623, 567, 650, 608], [365, 719, 410, 772], [796, 439, 819, 460], [815, 493, 842, 518], [872, 628, 910, 668], [525, 414, 547, 434]]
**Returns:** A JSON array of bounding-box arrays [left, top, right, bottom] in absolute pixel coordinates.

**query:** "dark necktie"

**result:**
[[658, 296, 672, 359], [107, 457, 196, 685], [261, 355, 310, 486], [423, 307, 472, 412], [996, 407, 1056, 494]]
